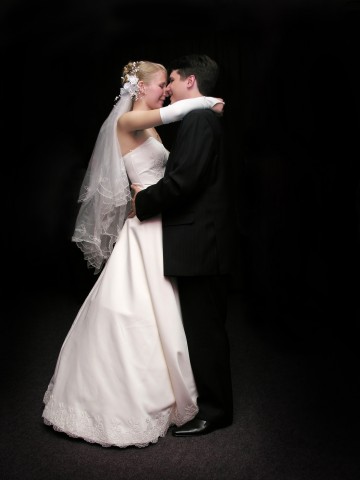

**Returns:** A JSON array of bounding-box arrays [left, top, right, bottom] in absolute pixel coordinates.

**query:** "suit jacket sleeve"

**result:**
[[135, 110, 221, 220]]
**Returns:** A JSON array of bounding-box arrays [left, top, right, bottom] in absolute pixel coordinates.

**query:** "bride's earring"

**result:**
[[136, 81, 145, 101], [137, 88, 145, 101]]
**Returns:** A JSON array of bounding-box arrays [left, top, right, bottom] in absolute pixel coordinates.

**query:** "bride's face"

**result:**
[[144, 71, 168, 109]]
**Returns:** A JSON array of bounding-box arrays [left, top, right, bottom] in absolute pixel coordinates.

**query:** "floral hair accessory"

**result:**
[[122, 74, 139, 98], [114, 61, 140, 104]]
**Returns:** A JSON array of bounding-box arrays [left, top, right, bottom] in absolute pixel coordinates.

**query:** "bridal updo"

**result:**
[[120, 61, 166, 100]]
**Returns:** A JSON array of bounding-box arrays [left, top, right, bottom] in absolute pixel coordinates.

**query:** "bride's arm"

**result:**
[[118, 97, 224, 132]]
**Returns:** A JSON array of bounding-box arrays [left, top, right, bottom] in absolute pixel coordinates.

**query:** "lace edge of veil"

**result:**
[[71, 93, 133, 273]]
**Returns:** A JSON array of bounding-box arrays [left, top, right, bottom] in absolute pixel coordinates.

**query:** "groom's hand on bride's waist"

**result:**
[[129, 183, 143, 218]]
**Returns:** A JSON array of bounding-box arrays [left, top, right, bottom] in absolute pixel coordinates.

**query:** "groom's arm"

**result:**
[[134, 111, 219, 221]]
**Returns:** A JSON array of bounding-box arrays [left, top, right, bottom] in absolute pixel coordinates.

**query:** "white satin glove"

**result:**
[[160, 97, 224, 125]]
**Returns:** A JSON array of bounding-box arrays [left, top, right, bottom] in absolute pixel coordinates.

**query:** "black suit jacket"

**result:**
[[135, 109, 233, 276]]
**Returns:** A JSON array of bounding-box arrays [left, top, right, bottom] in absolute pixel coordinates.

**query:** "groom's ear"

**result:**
[[186, 75, 196, 88]]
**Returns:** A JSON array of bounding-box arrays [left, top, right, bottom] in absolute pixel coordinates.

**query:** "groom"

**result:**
[[132, 54, 233, 436]]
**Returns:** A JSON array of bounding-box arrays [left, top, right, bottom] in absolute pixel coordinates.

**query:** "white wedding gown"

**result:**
[[42, 137, 198, 448]]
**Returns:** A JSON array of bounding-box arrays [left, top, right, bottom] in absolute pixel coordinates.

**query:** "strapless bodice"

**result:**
[[123, 136, 169, 187]]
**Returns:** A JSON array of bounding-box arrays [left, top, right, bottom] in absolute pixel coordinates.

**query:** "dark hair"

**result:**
[[167, 54, 219, 95]]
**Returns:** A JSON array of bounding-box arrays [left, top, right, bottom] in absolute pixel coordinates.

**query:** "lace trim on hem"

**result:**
[[42, 392, 198, 449], [43, 418, 164, 448]]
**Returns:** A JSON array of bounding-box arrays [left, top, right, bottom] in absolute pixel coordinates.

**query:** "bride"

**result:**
[[42, 60, 223, 448]]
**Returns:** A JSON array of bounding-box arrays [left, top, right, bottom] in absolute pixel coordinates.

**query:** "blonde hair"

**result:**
[[122, 60, 166, 86]]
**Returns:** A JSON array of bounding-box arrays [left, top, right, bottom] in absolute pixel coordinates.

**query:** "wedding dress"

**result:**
[[42, 136, 198, 448]]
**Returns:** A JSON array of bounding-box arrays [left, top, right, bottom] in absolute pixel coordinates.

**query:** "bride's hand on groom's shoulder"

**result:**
[[212, 98, 225, 115]]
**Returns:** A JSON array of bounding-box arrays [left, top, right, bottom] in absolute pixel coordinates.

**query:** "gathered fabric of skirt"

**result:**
[[42, 214, 198, 448]]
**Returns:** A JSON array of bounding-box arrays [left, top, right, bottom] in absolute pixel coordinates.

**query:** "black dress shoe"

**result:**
[[172, 418, 226, 437]]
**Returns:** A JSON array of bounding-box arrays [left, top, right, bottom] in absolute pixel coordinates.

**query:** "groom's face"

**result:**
[[166, 70, 190, 104]]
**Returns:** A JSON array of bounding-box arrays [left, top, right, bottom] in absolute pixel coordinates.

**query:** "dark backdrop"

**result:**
[[2, 0, 359, 339]]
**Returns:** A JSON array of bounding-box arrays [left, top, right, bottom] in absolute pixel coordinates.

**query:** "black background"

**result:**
[[1, 1, 360, 478], [2, 0, 359, 341]]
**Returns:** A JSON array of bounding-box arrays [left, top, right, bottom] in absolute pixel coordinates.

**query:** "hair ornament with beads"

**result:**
[[114, 61, 141, 104]]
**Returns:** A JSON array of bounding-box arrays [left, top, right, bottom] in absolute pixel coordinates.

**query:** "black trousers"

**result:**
[[176, 275, 233, 424]]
